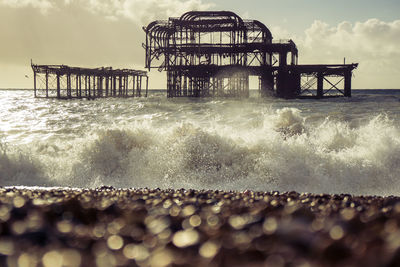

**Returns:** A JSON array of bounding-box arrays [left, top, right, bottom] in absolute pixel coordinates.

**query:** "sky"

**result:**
[[0, 0, 399, 89]]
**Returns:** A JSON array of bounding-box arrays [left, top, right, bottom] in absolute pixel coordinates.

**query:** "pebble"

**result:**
[[0, 187, 398, 266]]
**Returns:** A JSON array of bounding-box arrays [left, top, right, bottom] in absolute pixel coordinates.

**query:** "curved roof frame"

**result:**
[[144, 11, 273, 44]]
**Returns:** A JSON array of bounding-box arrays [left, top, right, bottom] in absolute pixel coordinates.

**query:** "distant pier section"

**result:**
[[143, 11, 358, 99], [31, 63, 148, 99]]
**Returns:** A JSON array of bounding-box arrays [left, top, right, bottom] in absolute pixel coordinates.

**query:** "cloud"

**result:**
[[89, 0, 213, 24], [294, 19, 400, 88], [0, 0, 213, 23], [0, 0, 54, 13], [269, 25, 293, 40], [0, 0, 212, 88], [301, 19, 400, 58]]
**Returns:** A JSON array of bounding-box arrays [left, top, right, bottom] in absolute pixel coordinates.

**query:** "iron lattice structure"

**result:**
[[144, 11, 358, 98], [32, 63, 148, 99]]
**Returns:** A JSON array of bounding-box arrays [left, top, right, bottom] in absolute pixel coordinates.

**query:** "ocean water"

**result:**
[[1, 89, 400, 196]]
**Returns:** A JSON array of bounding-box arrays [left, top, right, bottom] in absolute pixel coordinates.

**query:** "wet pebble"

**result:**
[[0, 187, 398, 266]]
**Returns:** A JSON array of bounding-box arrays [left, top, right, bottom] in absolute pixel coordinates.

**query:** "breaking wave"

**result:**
[[3, 105, 400, 196], [0, 139, 48, 186]]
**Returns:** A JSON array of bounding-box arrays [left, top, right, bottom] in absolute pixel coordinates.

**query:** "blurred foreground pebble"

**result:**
[[0, 187, 399, 266]]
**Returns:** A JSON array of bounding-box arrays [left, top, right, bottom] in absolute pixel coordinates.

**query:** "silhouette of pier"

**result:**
[[31, 63, 148, 99], [143, 11, 358, 98]]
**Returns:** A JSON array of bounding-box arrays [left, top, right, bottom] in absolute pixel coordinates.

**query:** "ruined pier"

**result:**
[[31, 63, 148, 99], [143, 11, 358, 99]]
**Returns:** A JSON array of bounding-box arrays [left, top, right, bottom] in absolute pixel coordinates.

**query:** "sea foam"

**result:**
[[1, 90, 400, 195], [2, 108, 400, 196]]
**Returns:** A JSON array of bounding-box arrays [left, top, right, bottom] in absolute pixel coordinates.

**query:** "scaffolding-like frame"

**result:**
[[143, 11, 357, 98], [32, 63, 148, 99]]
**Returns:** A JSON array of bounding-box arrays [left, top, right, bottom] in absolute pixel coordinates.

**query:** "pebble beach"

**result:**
[[0, 187, 399, 267]]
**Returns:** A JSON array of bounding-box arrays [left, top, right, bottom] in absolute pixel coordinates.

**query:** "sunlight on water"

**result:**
[[1, 89, 400, 196]]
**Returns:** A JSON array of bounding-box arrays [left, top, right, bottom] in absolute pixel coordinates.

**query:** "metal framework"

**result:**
[[32, 63, 148, 99], [143, 11, 358, 98], [297, 64, 357, 98]]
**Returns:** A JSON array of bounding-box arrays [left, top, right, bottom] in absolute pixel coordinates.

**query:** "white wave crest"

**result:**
[[2, 93, 400, 196]]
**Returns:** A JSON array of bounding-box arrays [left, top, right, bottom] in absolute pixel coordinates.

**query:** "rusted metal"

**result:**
[[143, 11, 358, 99], [31, 63, 148, 99]]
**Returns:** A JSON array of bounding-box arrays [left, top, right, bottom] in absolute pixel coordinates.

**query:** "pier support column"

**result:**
[[88, 75, 91, 99], [78, 75, 82, 98], [76, 75, 79, 98], [119, 76, 122, 96], [344, 70, 352, 97], [33, 71, 37, 97], [259, 72, 274, 97], [139, 75, 143, 97], [276, 70, 300, 99], [317, 72, 324, 98], [46, 71, 49, 98], [99, 76, 103, 97], [279, 52, 287, 67], [105, 77, 109, 97], [139, 76, 143, 97], [84, 76, 88, 98], [133, 76, 137, 97], [67, 73, 72, 98], [125, 75, 128, 97], [56, 74, 61, 99], [113, 76, 117, 96], [92, 76, 96, 98]]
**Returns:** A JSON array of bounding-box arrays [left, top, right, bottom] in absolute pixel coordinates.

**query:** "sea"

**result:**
[[1, 89, 400, 196]]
